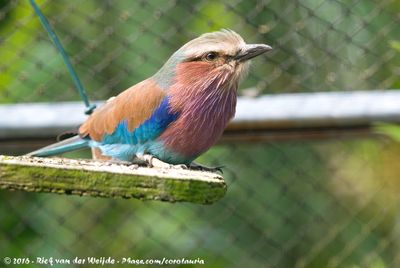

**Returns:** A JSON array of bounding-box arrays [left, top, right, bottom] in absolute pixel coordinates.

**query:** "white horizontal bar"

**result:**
[[233, 90, 400, 129], [1, 90, 399, 138]]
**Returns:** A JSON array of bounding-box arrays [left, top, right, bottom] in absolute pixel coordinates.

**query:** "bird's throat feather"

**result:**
[[159, 61, 237, 158]]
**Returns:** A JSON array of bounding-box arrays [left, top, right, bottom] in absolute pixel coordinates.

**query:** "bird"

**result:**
[[27, 29, 272, 170]]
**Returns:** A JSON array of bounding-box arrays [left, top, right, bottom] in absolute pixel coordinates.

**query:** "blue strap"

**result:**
[[29, 0, 96, 115]]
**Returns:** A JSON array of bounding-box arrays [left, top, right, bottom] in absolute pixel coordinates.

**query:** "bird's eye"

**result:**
[[204, 52, 218, 61]]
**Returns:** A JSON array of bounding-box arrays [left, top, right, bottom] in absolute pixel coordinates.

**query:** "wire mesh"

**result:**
[[1, 0, 400, 267]]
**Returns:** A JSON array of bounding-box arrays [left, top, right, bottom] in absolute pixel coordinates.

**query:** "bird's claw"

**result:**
[[134, 154, 172, 169], [172, 164, 189, 170], [130, 155, 224, 173]]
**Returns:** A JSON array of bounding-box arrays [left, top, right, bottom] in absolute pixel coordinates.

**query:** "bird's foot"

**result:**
[[188, 162, 224, 174], [130, 155, 223, 173], [172, 164, 188, 170], [133, 154, 172, 169]]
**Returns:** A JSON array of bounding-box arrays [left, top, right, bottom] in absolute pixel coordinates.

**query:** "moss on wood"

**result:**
[[0, 155, 226, 204]]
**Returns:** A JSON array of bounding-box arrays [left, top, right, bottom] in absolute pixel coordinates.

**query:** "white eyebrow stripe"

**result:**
[[180, 29, 246, 59]]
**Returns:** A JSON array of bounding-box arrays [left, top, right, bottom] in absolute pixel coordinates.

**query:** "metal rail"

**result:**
[[1, 90, 399, 151]]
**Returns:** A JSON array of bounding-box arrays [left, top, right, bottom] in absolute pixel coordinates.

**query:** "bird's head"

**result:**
[[153, 29, 272, 91]]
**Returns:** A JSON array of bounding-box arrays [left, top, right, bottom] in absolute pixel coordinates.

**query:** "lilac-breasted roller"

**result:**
[[28, 30, 272, 168]]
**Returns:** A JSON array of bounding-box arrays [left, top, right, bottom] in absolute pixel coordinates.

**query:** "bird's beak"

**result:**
[[234, 44, 272, 62]]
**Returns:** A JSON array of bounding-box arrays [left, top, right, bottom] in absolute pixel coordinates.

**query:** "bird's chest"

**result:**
[[158, 90, 236, 159]]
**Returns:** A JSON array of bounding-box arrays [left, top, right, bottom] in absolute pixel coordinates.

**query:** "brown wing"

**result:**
[[79, 79, 166, 141]]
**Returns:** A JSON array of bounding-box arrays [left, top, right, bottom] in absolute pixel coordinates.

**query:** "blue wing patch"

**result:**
[[101, 96, 179, 145], [89, 96, 186, 162]]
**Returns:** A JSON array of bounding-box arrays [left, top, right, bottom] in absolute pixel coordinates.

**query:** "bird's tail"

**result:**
[[26, 135, 89, 157]]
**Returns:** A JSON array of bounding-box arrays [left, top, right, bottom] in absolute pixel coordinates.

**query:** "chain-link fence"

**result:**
[[1, 0, 400, 267]]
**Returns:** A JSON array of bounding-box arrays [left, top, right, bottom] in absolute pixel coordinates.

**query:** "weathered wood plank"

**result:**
[[0, 155, 226, 204]]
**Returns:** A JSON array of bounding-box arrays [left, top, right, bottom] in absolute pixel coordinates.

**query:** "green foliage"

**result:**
[[374, 122, 400, 142], [1, 0, 400, 267], [1, 0, 399, 103], [2, 140, 400, 267], [390, 40, 400, 52]]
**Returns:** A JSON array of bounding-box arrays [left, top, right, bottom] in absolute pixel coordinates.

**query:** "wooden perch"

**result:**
[[0, 155, 226, 204]]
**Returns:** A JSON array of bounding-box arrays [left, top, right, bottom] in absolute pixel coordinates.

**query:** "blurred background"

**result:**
[[1, 0, 400, 267]]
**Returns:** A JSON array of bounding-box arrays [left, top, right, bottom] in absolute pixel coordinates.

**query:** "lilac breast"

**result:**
[[158, 86, 237, 160]]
